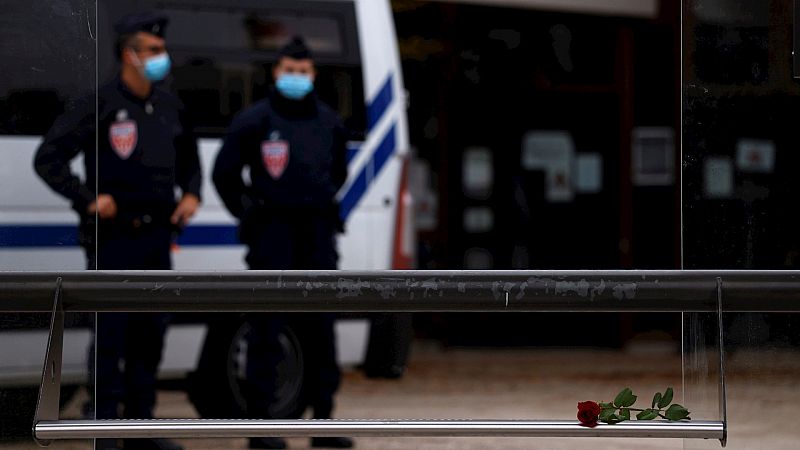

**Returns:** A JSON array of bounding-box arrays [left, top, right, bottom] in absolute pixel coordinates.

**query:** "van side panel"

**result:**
[[0, 136, 85, 270], [338, 0, 410, 270]]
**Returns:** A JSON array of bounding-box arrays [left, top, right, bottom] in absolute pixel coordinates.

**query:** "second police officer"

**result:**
[[34, 11, 200, 450], [212, 37, 353, 449]]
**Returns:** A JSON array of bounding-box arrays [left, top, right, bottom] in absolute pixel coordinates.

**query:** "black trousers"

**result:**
[[244, 213, 341, 419], [86, 224, 172, 420]]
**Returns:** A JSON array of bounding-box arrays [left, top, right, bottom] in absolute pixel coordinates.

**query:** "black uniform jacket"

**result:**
[[34, 77, 202, 222], [212, 89, 348, 222]]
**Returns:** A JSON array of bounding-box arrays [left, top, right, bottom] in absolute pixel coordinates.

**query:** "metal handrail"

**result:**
[[5, 270, 786, 446], [35, 419, 725, 440], [3, 270, 800, 312]]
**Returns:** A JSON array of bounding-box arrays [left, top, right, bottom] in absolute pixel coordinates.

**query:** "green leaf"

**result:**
[[658, 387, 674, 408], [619, 408, 631, 421], [636, 409, 659, 420], [665, 404, 690, 421], [614, 388, 637, 408], [652, 392, 662, 409], [599, 408, 616, 422], [599, 402, 614, 410], [613, 389, 626, 407], [601, 413, 621, 424]]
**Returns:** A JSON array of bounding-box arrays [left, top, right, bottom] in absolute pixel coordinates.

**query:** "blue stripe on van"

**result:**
[[346, 142, 360, 164], [367, 74, 393, 131], [345, 73, 394, 175], [0, 225, 78, 247], [177, 224, 239, 246], [339, 123, 396, 221], [0, 224, 241, 248]]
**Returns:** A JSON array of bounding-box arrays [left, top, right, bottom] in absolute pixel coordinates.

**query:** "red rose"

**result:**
[[577, 401, 601, 427]]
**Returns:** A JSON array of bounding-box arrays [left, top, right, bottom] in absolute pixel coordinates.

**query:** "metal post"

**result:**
[[33, 277, 63, 447], [717, 278, 728, 447]]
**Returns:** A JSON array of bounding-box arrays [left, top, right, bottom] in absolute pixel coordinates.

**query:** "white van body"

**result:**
[[0, 0, 410, 384]]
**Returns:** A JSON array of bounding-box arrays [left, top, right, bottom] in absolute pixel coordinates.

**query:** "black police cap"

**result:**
[[279, 36, 313, 60], [114, 11, 169, 38]]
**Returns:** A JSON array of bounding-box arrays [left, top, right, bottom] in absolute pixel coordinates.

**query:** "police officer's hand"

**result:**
[[87, 194, 117, 219], [171, 193, 200, 226]]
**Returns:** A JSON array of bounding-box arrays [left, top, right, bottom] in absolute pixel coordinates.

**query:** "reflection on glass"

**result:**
[[463, 206, 494, 233], [683, 0, 800, 270], [0, 1, 97, 270], [0, 0, 707, 448], [0, 2, 95, 448], [632, 127, 675, 187], [462, 147, 494, 200], [463, 246, 493, 269]]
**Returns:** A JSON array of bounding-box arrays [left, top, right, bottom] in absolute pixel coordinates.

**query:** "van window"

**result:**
[[0, 4, 96, 135], [98, 1, 366, 136], [166, 9, 344, 56]]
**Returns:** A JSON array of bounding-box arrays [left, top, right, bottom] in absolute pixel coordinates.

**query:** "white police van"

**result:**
[[0, 0, 412, 427]]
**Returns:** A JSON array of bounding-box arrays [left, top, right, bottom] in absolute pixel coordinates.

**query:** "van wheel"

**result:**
[[187, 316, 307, 419]]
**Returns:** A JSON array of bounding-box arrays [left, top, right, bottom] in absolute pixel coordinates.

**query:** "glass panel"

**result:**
[[0, 1, 691, 447], [683, 0, 798, 270], [682, 311, 723, 450], [684, 0, 800, 448], [684, 310, 800, 450], [90, 0, 372, 439], [0, 1, 97, 270], [715, 312, 800, 449], [0, 1, 96, 448], [398, 2, 680, 270]]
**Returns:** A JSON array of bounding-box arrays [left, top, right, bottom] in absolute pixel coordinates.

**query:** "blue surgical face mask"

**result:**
[[276, 73, 314, 100], [133, 51, 171, 82]]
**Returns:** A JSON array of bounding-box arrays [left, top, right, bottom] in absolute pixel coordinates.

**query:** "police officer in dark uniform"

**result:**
[[34, 11, 200, 450], [212, 37, 353, 449]]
